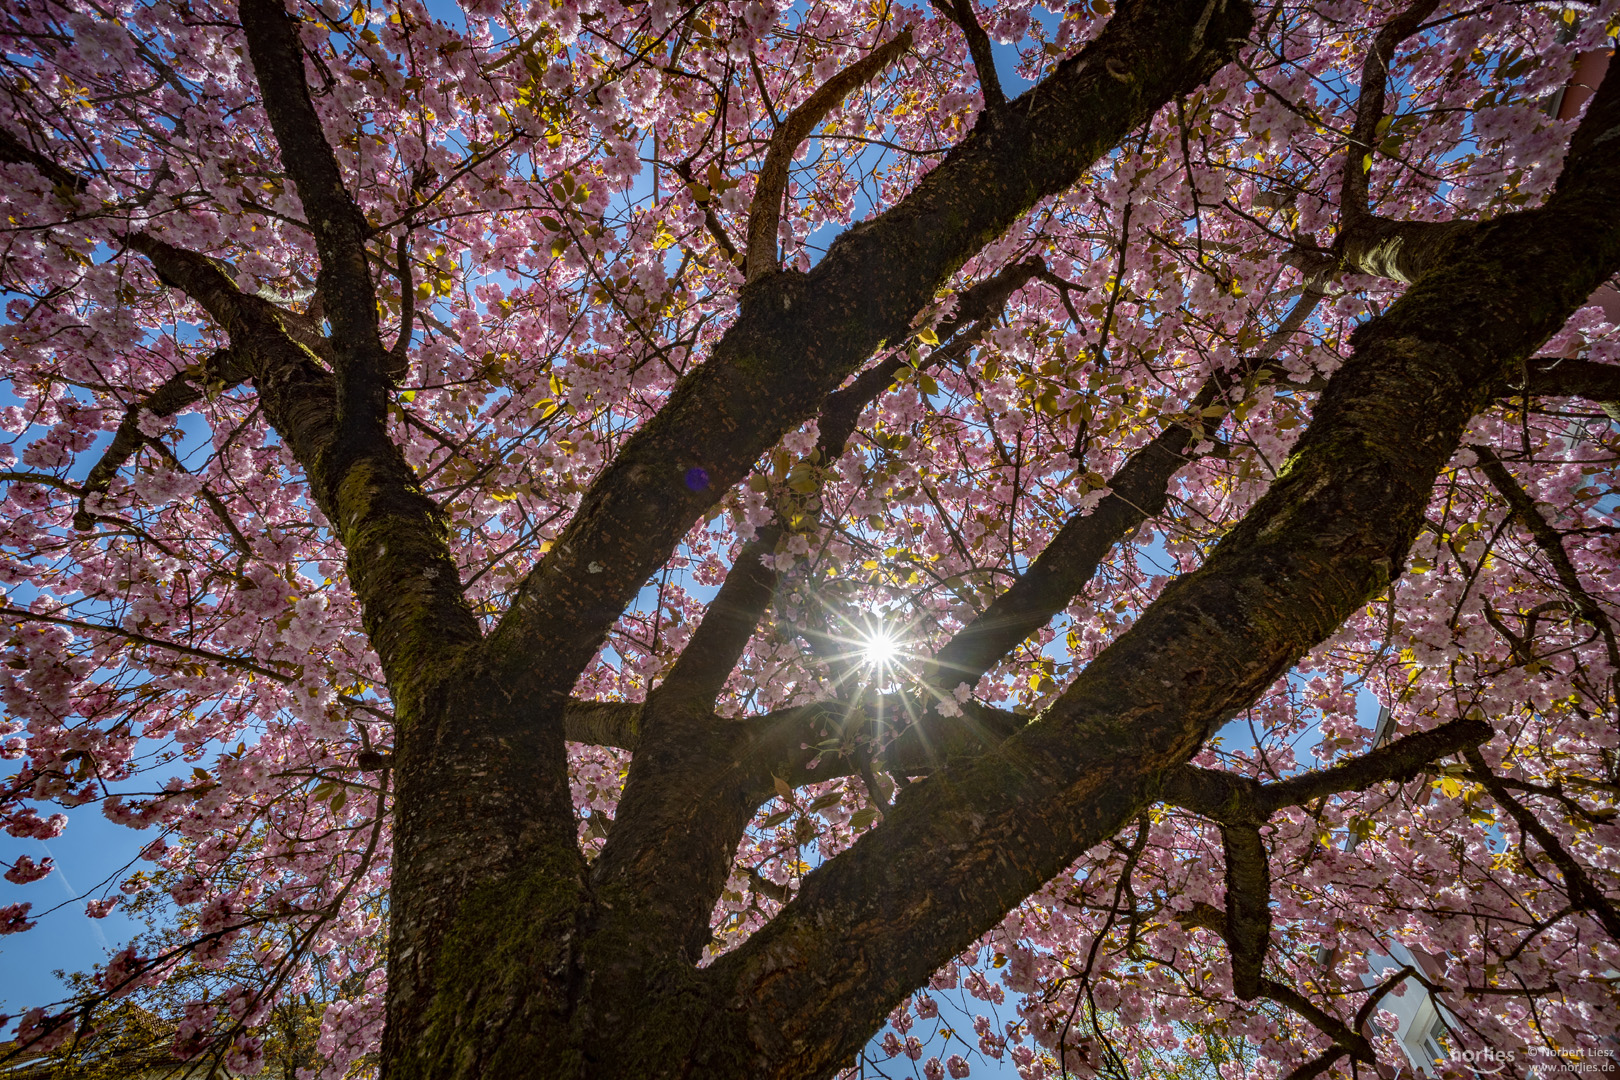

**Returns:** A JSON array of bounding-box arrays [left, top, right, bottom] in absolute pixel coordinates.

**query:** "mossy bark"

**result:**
[[363, 23, 1620, 1080], [377, 4, 1260, 1075], [102, 1, 1616, 1076]]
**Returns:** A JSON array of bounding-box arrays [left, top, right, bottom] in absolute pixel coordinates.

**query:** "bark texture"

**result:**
[[25, 0, 1618, 1074], [377, 3, 1262, 1075]]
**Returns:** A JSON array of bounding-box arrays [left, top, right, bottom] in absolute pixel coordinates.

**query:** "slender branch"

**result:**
[[1176, 901, 1375, 1064], [1339, 0, 1441, 226], [0, 127, 90, 194], [1258, 979, 1375, 1065], [1463, 747, 1620, 940], [72, 347, 252, 531], [0, 472, 83, 494], [743, 29, 912, 282], [388, 234, 413, 381], [0, 606, 294, 683], [1259, 715, 1491, 813], [1353, 964, 1419, 1034], [929, 0, 1004, 114], [669, 159, 741, 263], [1280, 1047, 1347, 1080], [1471, 443, 1620, 673]]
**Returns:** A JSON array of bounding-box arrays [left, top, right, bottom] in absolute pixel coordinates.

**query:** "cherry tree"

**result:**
[[1, 0, 1619, 1075]]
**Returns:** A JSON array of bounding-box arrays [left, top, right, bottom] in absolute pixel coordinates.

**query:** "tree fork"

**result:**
[[693, 66, 1620, 1079], [380, 2, 1258, 1074]]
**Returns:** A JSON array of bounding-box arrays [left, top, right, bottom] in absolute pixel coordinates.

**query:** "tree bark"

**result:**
[[379, 2, 1259, 1076], [55, 0, 1616, 1073]]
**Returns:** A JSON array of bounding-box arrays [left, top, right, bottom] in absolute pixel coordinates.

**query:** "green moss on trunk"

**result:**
[[393, 858, 585, 1080]]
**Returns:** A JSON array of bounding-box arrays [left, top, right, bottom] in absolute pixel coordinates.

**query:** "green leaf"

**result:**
[[848, 807, 879, 831]]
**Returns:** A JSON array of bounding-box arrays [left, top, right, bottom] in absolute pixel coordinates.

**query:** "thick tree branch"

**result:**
[[698, 54, 1620, 1074], [1265, 354, 1620, 414], [1338, 214, 1476, 284], [163, 14, 588, 1030], [481, 0, 1254, 753], [1163, 716, 1492, 823], [1463, 747, 1620, 940], [589, 261, 1043, 963], [166, 26, 544, 1017], [122, 234, 481, 703], [743, 29, 913, 282], [1522, 356, 1620, 420], [1260, 715, 1491, 813], [920, 379, 1211, 696], [237, 0, 388, 399], [1159, 761, 1263, 824], [562, 699, 644, 748], [1221, 823, 1269, 1000]]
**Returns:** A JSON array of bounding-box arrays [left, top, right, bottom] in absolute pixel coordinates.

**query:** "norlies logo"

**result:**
[[1432, 1046, 1618, 1076]]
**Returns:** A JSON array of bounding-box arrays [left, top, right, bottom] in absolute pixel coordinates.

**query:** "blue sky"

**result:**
[[0, 387, 216, 1016]]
